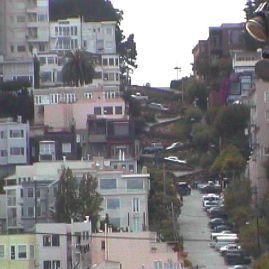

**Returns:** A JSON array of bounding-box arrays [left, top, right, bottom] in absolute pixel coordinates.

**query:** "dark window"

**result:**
[[101, 240, 105, 250], [52, 234, 60, 246], [114, 123, 129, 136], [36, 188, 40, 197], [28, 188, 34, 197], [100, 178, 116, 189], [104, 106, 113, 115], [43, 235, 51, 246], [109, 58, 114, 66], [43, 261, 51, 269], [94, 107, 101, 115], [102, 58, 108, 66], [127, 179, 143, 189], [20, 189, 23, 198], [115, 106, 122, 115], [17, 45, 26, 52], [107, 198, 120, 209]]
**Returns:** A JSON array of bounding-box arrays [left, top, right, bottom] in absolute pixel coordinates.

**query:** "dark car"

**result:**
[[176, 182, 191, 196], [208, 218, 226, 229], [209, 207, 228, 219], [200, 185, 222, 194], [224, 251, 252, 265], [214, 224, 234, 232]]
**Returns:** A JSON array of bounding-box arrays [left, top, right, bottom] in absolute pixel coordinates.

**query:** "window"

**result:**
[[265, 92, 269, 103], [17, 45, 26, 52], [132, 198, 140, 213], [114, 123, 129, 136], [64, 93, 76, 103], [102, 58, 108, 66], [38, 14, 47, 22], [109, 58, 114, 66], [28, 207, 34, 217], [0, 131, 6, 138], [39, 142, 55, 154], [50, 93, 61, 104], [101, 241, 105, 250], [100, 179, 117, 189], [10, 45, 14, 53], [266, 110, 269, 120], [47, 57, 54, 64], [0, 245, 5, 259], [43, 235, 51, 246], [10, 147, 24, 156], [104, 106, 113, 115], [115, 106, 123, 115], [106, 28, 112, 35], [94, 107, 101, 115], [110, 217, 120, 228], [10, 130, 24, 138], [103, 73, 114, 81], [10, 245, 16, 260], [28, 188, 34, 197], [29, 245, 35, 259], [39, 44, 45, 51], [43, 235, 60, 247], [62, 143, 71, 153], [36, 188, 40, 198], [106, 198, 120, 209], [44, 261, 51, 269], [36, 206, 41, 217], [17, 15, 25, 22], [0, 150, 7, 157], [18, 245, 27, 259], [127, 179, 143, 189], [20, 189, 23, 197], [84, 92, 92, 99], [264, 147, 269, 156]]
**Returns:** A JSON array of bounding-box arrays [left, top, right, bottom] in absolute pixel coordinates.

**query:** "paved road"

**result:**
[[178, 189, 229, 269]]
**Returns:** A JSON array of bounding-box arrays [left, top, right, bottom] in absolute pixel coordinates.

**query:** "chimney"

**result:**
[[17, 115, 22, 123]]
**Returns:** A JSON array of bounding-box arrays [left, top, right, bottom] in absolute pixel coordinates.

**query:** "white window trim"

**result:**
[[10, 245, 16, 260], [264, 91, 269, 103], [0, 244, 5, 259], [84, 92, 92, 99], [17, 244, 27, 260], [132, 197, 140, 213]]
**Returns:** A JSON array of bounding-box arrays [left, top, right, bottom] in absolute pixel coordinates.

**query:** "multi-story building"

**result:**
[[208, 23, 246, 64], [0, 117, 30, 167], [245, 79, 269, 204], [30, 131, 79, 162], [4, 158, 150, 233], [0, 0, 50, 84], [87, 116, 140, 159], [0, 220, 92, 269]]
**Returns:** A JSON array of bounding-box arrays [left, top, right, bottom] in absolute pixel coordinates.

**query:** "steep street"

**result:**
[[179, 190, 228, 269]]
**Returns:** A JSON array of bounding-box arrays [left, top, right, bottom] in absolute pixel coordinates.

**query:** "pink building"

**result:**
[[92, 231, 184, 269]]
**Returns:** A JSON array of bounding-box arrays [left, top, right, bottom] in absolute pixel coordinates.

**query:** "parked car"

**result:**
[[228, 265, 249, 269], [208, 207, 228, 219], [131, 92, 149, 101], [200, 185, 222, 194], [220, 243, 241, 256], [164, 156, 187, 164], [143, 142, 164, 154], [224, 251, 251, 265], [211, 230, 235, 240], [202, 194, 220, 207], [176, 182, 191, 196], [148, 102, 169, 111], [203, 201, 220, 211], [166, 142, 184, 150], [208, 218, 226, 229], [214, 224, 234, 232]]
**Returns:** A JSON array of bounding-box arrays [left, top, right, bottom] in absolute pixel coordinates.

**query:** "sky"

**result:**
[[112, 0, 247, 87]]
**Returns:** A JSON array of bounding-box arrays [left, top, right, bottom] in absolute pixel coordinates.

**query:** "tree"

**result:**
[[55, 168, 79, 223], [78, 173, 103, 231], [254, 254, 269, 269], [62, 49, 97, 87], [183, 106, 203, 124], [210, 144, 246, 177]]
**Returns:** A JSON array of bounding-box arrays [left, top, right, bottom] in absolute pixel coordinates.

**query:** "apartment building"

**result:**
[[0, 220, 92, 269], [0, 117, 30, 167], [4, 159, 150, 233], [0, 0, 50, 84]]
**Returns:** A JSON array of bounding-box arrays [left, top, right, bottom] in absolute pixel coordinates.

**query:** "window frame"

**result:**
[[17, 244, 27, 259], [0, 244, 5, 259]]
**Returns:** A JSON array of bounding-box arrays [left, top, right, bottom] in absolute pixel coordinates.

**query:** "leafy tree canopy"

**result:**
[[210, 144, 246, 176], [254, 254, 269, 269], [183, 106, 203, 124]]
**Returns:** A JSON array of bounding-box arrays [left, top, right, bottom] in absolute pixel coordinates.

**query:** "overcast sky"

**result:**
[[112, 0, 247, 87]]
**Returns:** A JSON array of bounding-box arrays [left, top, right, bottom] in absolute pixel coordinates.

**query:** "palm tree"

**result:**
[[62, 49, 97, 87]]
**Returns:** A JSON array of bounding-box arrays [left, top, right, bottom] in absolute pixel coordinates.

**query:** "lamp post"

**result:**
[[174, 66, 184, 102]]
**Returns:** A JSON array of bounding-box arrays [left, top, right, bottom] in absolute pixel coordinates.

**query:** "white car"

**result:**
[[228, 265, 248, 269], [211, 231, 236, 240], [164, 156, 187, 164], [219, 243, 241, 255], [166, 142, 184, 150]]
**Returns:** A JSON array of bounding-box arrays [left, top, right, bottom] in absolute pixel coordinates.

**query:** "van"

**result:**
[[176, 182, 191, 196], [213, 236, 239, 251]]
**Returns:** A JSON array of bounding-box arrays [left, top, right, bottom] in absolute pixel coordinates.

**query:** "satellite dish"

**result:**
[[255, 59, 269, 81]]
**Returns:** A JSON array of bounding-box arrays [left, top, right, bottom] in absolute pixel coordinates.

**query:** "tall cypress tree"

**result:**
[[55, 168, 79, 223], [78, 173, 103, 231]]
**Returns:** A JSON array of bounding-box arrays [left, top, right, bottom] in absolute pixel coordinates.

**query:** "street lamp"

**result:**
[[174, 66, 184, 102]]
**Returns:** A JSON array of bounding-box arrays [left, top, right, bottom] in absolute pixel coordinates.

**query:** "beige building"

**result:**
[[92, 231, 184, 269]]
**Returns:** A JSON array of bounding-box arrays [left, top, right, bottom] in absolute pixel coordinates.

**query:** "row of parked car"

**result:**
[[202, 193, 252, 269]]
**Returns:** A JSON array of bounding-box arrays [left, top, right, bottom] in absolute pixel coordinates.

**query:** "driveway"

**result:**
[[178, 189, 229, 269]]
